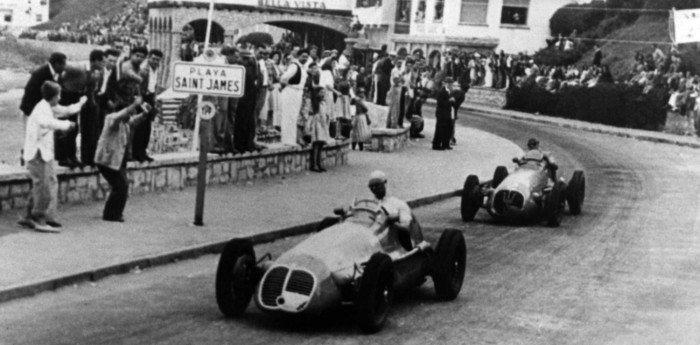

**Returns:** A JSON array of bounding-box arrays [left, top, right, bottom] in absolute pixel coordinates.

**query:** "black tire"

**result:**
[[567, 170, 585, 216], [432, 229, 467, 301], [356, 253, 395, 334], [545, 181, 567, 227], [215, 239, 257, 317], [492, 166, 508, 188], [460, 175, 482, 222], [317, 217, 340, 232]]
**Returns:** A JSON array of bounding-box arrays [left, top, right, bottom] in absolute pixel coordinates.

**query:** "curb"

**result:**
[[0, 189, 461, 304], [424, 99, 700, 149]]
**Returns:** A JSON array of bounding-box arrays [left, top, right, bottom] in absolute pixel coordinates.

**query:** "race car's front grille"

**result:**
[[285, 270, 314, 296], [260, 266, 288, 307], [494, 190, 525, 213]]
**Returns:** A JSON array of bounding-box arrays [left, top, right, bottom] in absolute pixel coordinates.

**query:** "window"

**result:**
[[501, 0, 528, 25], [395, 0, 411, 34], [460, 0, 488, 24], [35, 14, 42, 22], [415, 0, 426, 22], [356, 0, 382, 8], [434, 0, 444, 21], [4, 14, 11, 22], [40, 0, 47, 5]]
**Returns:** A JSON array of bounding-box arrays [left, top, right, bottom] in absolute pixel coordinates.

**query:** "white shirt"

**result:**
[[48, 64, 59, 81], [147, 65, 158, 93], [377, 196, 412, 228], [280, 61, 306, 90], [258, 59, 269, 87], [99, 67, 112, 95], [23, 100, 74, 162]]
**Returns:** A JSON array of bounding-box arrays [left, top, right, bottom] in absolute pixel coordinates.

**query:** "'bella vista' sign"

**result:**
[[258, 0, 327, 9]]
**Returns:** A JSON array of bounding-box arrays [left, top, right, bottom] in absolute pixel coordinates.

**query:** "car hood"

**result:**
[[277, 222, 383, 275], [497, 168, 541, 195]]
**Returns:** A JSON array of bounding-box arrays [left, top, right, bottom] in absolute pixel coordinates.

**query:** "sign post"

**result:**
[[170, 0, 247, 226]]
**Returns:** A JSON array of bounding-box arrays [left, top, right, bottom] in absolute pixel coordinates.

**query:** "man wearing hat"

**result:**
[[368, 170, 420, 250], [516, 138, 558, 181], [432, 77, 456, 150]]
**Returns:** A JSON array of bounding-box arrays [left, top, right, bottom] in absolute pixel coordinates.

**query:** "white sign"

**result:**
[[172, 62, 245, 97], [672, 8, 700, 44], [199, 101, 217, 120], [147, 0, 352, 11]]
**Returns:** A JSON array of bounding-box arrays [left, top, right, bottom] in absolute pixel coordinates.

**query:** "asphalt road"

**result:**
[[3, 111, 700, 344]]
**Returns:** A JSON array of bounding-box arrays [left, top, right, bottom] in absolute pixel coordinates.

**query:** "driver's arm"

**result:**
[[396, 201, 412, 229]]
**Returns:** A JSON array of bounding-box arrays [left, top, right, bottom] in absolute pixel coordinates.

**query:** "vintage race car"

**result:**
[[460, 158, 585, 227], [215, 199, 467, 333]]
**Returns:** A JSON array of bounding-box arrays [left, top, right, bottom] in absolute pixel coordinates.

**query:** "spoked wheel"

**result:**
[[432, 229, 467, 301], [545, 181, 567, 227], [461, 175, 482, 222], [567, 170, 586, 215], [356, 253, 395, 334], [215, 239, 257, 317]]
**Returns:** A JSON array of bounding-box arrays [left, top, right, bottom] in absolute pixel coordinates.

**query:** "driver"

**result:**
[[368, 170, 414, 250], [517, 138, 558, 181]]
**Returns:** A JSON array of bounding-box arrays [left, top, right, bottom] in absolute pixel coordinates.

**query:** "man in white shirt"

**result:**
[[279, 49, 309, 146], [19, 81, 86, 232], [368, 170, 418, 250], [254, 46, 271, 129]]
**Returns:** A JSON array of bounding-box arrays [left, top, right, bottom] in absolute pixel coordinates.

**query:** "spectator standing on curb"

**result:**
[[279, 50, 309, 146], [254, 45, 271, 130], [94, 94, 150, 222], [80, 50, 107, 167], [98, 49, 122, 113], [350, 90, 371, 151], [19, 52, 67, 165], [234, 49, 260, 153], [132, 49, 163, 163], [432, 77, 455, 151], [55, 65, 88, 169], [19, 81, 86, 232], [593, 44, 603, 67]]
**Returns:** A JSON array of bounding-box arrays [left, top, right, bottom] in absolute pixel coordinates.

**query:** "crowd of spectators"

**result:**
[[19, 0, 147, 49]]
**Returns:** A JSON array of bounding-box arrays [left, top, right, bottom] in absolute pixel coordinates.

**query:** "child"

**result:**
[[19, 81, 85, 232], [350, 90, 372, 151]]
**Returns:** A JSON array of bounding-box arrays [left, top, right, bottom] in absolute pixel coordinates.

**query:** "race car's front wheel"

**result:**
[[216, 239, 257, 317], [545, 181, 567, 227], [567, 170, 586, 215], [432, 229, 467, 301], [461, 175, 482, 222], [356, 253, 395, 334], [492, 166, 508, 188]]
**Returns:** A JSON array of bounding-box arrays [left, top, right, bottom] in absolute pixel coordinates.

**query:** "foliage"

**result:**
[[236, 32, 274, 47], [533, 45, 587, 67], [506, 82, 668, 131], [0, 37, 53, 70], [549, 1, 607, 37]]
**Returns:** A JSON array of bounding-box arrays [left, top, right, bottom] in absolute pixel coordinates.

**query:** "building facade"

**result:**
[[351, 0, 576, 57], [0, 0, 49, 28]]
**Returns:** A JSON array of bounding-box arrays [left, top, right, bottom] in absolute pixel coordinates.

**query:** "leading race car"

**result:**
[[460, 157, 586, 227], [215, 199, 467, 333]]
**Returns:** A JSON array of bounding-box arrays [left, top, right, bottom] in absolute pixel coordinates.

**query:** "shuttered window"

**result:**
[[459, 0, 488, 24]]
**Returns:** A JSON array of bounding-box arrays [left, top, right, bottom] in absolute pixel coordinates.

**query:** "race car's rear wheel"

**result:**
[[567, 170, 586, 215], [545, 181, 567, 227], [461, 175, 482, 222], [492, 166, 508, 188], [216, 239, 257, 317], [432, 229, 467, 301], [356, 253, 395, 334]]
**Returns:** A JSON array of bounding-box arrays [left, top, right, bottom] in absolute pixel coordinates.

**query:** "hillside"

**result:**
[[33, 0, 145, 30]]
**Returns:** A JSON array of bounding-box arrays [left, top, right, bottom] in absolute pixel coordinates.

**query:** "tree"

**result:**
[[236, 32, 274, 47]]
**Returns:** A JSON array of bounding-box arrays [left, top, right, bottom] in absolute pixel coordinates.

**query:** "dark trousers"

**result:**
[[432, 119, 453, 149], [80, 101, 101, 166], [131, 93, 156, 160], [55, 115, 79, 162], [98, 163, 128, 219]]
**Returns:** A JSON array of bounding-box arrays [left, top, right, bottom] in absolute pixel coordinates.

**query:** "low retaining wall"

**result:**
[[368, 127, 410, 152], [466, 87, 507, 108], [0, 142, 349, 212]]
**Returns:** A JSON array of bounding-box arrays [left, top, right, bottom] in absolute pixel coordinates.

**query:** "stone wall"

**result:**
[[0, 143, 349, 212], [466, 87, 507, 108], [368, 128, 410, 152]]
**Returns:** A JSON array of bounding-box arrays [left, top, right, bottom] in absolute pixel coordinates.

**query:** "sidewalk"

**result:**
[[0, 118, 523, 302]]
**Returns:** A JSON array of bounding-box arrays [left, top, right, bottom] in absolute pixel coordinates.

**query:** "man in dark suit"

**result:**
[[432, 77, 456, 151], [132, 49, 163, 162], [19, 52, 67, 165], [80, 50, 106, 167], [55, 64, 88, 168], [376, 51, 395, 105], [234, 49, 260, 153]]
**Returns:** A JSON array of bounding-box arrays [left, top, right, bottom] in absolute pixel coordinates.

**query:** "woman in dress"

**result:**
[[268, 50, 283, 130], [319, 59, 340, 137], [307, 85, 331, 172], [351, 90, 372, 150], [386, 76, 403, 128]]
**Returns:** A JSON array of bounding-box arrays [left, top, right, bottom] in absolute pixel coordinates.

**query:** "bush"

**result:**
[[506, 83, 667, 131], [549, 1, 607, 37], [533, 45, 587, 67]]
